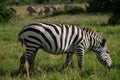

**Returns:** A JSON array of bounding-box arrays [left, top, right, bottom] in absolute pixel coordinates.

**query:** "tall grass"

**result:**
[[0, 6, 120, 80]]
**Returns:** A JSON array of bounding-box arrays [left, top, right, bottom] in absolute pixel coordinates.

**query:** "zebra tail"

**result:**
[[18, 36, 26, 47]]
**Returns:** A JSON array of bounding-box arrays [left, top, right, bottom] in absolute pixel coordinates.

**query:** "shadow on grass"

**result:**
[[10, 64, 64, 77], [10, 69, 20, 77], [78, 68, 94, 78], [111, 64, 120, 69], [41, 64, 64, 73], [0, 68, 5, 77]]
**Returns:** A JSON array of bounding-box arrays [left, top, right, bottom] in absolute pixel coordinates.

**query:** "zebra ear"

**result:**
[[101, 38, 107, 47]]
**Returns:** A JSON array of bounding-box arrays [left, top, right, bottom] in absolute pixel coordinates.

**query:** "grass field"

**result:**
[[0, 6, 120, 80]]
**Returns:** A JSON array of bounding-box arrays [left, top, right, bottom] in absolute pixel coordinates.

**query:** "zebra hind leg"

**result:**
[[19, 47, 38, 74], [27, 51, 38, 73], [19, 53, 27, 74]]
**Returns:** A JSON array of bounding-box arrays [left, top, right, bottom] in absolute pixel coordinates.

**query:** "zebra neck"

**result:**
[[88, 35, 100, 52]]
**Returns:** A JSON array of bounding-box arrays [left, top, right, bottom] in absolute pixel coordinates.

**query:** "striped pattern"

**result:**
[[19, 22, 83, 54], [18, 22, 112, 73]]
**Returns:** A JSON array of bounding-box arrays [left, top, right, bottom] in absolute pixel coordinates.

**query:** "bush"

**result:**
[[64, 6, 84, 14], [87, 0, 111, 12], [0, 1, 15, 23], [108, 0, 120, 25], [108, 14, 119, 25]]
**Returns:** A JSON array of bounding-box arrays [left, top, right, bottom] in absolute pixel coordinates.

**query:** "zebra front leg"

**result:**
[[77, 54, 83, 70], [63, 53, 73, 69], [75, 45, 85, 70], [76, 52, 84, 70]]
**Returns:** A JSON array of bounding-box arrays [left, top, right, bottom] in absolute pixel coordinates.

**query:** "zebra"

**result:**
[[18, 22, 112, 73], [27, 5, 59, 16], [49, 5, 60, 12], [27, 6, 39, 16], [26, 6, 45, 16]]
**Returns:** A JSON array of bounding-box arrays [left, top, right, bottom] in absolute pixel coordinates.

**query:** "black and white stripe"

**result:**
[[19, 22, 83, 54], [18, 22, 112, 73]]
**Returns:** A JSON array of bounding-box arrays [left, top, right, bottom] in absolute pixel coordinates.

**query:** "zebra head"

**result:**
[[96, 38, 112, 68]]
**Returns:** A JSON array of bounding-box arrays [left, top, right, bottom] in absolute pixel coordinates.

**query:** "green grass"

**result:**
[[0, 9, 120, 80]]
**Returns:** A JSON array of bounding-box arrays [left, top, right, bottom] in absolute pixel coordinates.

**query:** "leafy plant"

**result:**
[[108, 0, 120, 25], [87, 0, 111, 12], [64, 6, 84, 14], [0, 1, 15, 23]]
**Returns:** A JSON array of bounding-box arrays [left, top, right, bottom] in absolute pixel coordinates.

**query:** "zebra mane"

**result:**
[[82, 28, 102, 42]]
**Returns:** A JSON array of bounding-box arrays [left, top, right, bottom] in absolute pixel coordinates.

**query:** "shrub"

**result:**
[[0, 1, 15, 23], [87, 0, 111, 12], [108, 0, 120, 25], [108, 14, 118, 25], [64, 6, 84, 14]]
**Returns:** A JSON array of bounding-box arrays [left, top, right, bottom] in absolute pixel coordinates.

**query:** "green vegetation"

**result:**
[[0, 6, 120, 80], [87, 0, 111, 12], [108, 0, 120, 25], [1, 0, 120, 25], [0, 0, 16, 22]]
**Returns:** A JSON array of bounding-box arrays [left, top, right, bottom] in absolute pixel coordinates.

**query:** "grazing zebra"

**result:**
[[18, 22, 112, 73], [27, 5, 60, 16], [49, 5, 60, 12], [27, 6, 39, 16], [38, 6, 50, 16], [26, 6, 45, 16]]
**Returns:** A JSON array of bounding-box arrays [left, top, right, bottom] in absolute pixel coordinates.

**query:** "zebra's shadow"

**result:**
[[10, 65, 63, 77], [38, 64, 64, 73]]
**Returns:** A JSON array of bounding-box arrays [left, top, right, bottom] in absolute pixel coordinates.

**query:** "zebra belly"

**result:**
[[41, 43, 75, 54]]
